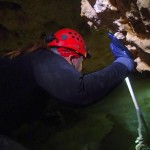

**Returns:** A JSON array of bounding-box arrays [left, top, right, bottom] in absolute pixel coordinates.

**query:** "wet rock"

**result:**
[[0, 1, 21, 11], [0, 24, 9, 40], [81, 0, 150, 72], [0, 135, 28, 150]]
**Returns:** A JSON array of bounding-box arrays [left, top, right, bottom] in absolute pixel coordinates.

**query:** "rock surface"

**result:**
[[0, 135, 28, 150], [81, 0, 150, 72]]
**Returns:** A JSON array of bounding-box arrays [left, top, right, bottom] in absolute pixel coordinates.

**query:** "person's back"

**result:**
[[0, 49, 53, 133], [0, 47, 88, 133], [0, 29, 135, 134]]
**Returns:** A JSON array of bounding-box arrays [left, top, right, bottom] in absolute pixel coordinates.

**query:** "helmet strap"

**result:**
[[50, 47, 60, 55]]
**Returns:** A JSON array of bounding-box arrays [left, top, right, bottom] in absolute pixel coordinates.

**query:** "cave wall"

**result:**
[[81, 0, 150, 72], [0, 0, 91, 51], [0, 0, 114, 73], [1, 0, 150, 72]]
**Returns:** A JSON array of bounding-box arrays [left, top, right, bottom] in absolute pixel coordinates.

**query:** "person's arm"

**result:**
[[32, 43, 133, 106], [81, 62, 128, 105], [33, 54, 128, 106]]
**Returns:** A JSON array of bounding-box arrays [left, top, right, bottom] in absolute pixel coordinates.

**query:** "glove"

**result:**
[[108, 33, 134, 71]]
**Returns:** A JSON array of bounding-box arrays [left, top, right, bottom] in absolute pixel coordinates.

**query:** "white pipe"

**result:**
[[125, 77, 140, 111], [125, 77, 143, 147]]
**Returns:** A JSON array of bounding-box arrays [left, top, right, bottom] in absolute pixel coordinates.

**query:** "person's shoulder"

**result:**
[[31, 48, 55, 59], [31, 48, 65, 64], [33, 48, 51, 55]]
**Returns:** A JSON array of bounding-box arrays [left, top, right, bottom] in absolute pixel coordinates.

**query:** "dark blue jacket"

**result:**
[[0, 48, 128, 132]]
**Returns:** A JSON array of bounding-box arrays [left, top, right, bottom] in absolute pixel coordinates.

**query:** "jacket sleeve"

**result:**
[[32, 51, 129, 106]]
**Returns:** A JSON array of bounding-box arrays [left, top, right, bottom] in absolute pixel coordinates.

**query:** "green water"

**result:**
[[10, 72, 150, 150], [86, 72, 150, 150]]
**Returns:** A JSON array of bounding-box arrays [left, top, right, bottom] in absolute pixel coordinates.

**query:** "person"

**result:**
[[0, 28, 134, 134]]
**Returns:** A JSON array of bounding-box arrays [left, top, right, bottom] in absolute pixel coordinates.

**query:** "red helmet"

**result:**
[[47, 28, 87, 58]]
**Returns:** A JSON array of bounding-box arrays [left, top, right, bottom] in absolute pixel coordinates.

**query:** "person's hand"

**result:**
[[108, 33, 134, 71], [108, 33, 132, 59]]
